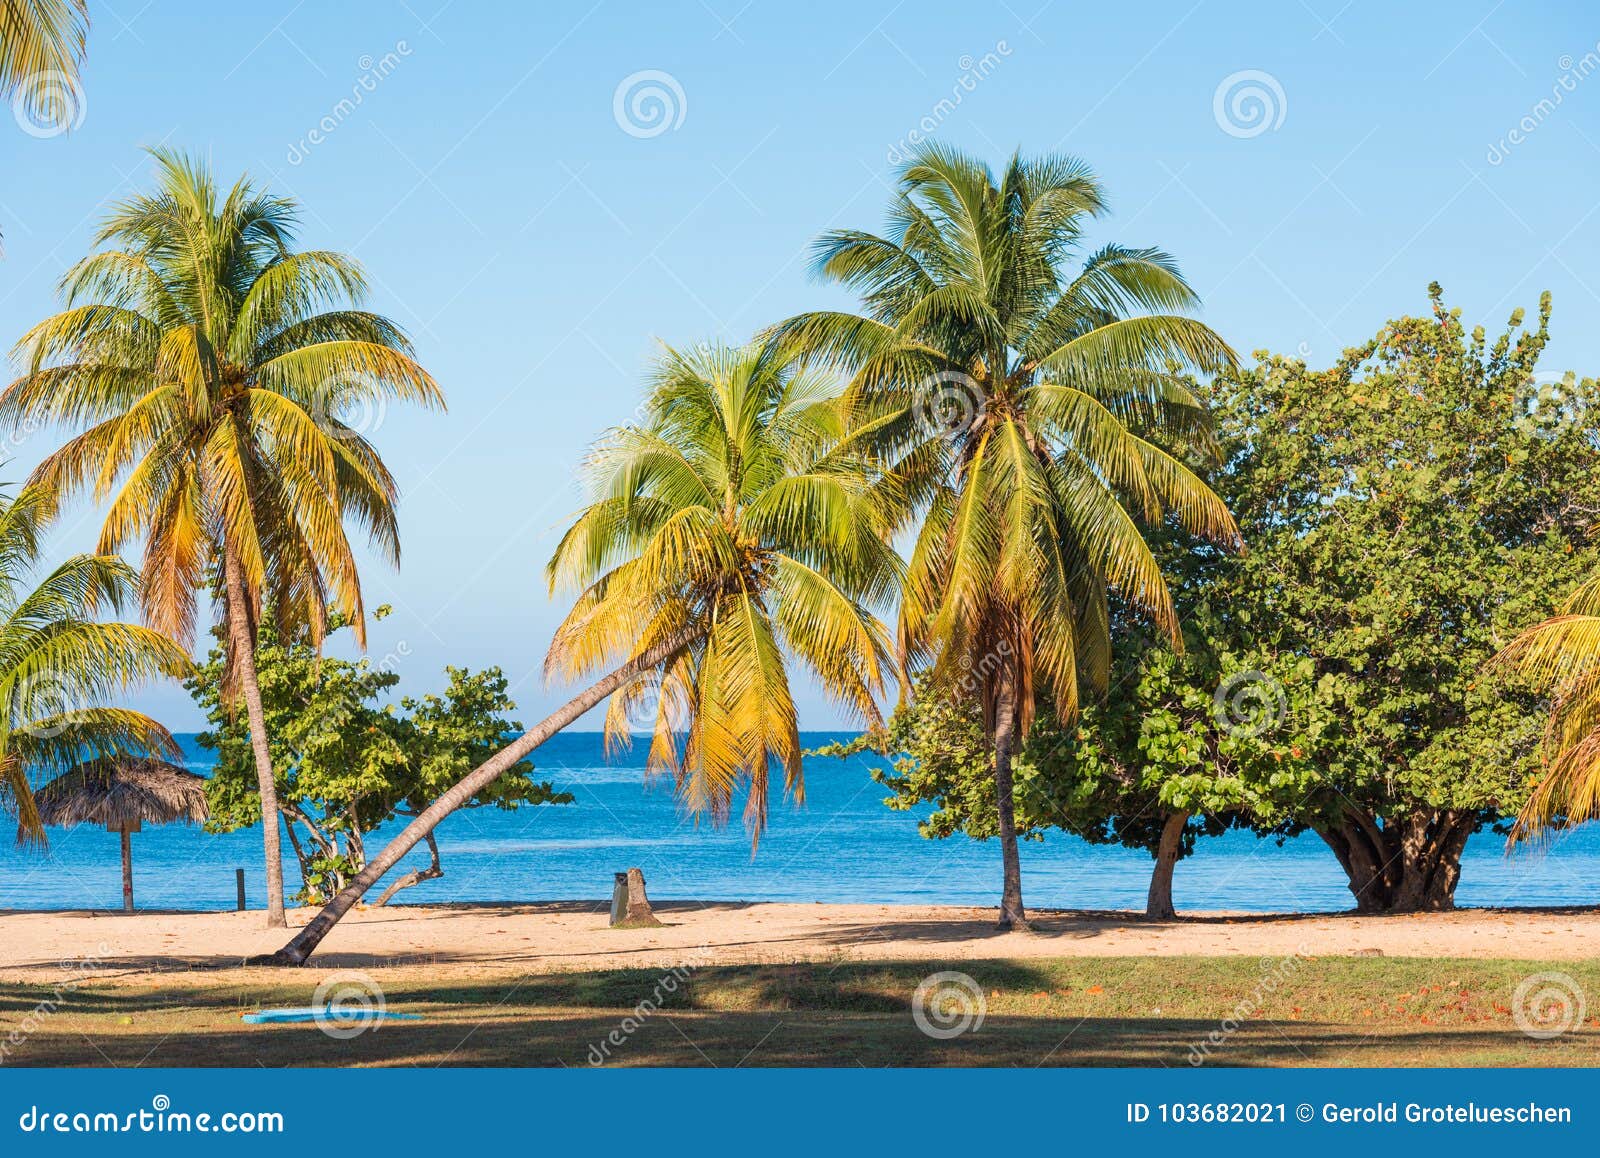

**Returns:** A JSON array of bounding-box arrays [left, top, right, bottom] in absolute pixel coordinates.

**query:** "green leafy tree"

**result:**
[[774, 144, 1238, 927], [190, 608, 569, 904], [848, 602, 1334, 918], [1203, 285, 1597, 911]]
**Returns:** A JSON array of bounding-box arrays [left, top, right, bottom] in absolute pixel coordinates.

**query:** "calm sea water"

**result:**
[[2, 732, 1597, 913]]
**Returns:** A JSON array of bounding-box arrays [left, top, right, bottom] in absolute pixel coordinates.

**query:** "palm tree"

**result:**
[[0, 148, 443, 926], [772, 144, 1239, 928], [1493, 574, 1600, 838], [0, 0, 87, 246], [263, 340, 898, 963], [0, 0, 86, 129], [0, 483, 191, 843]]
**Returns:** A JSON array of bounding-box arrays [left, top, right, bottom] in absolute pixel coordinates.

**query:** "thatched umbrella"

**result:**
[[31, 757, 208, 913]]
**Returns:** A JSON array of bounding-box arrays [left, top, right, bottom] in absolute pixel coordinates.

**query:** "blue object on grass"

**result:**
[[242, 1008, 422, 1024]]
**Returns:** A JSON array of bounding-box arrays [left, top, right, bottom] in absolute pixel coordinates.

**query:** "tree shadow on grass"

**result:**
[[10, 1009, 1594, 1069]]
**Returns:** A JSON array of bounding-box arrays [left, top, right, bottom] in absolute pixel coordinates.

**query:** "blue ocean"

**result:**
[[2, 732, 1597, 913]]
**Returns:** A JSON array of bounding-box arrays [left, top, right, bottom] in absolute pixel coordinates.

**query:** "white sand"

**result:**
[[4, 900, 1598, 981]]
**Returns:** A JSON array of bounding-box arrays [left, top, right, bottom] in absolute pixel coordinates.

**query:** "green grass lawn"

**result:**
[[4, 956, 1597, 1067]]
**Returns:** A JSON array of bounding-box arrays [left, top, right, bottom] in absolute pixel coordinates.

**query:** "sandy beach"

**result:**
[[4, 900, 1599, 982]]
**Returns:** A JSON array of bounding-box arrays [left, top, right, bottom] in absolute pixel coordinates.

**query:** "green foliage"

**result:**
[[856, 630, 1335, 864], [859, 286, 1599, 911], [190, 607, 569, 902], [545, 340, 897, 839], [1210, 285, 1596, 833]]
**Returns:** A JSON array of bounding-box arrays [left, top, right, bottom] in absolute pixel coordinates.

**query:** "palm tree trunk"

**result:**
[[260, 628, 699, 965], [120, 829, 134, 914], [992, 656, 1028, 931], [222, 542, 286, 929], [1146, 811, 1189, 919]]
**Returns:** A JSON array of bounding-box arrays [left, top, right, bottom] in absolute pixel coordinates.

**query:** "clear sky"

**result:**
[[1, 0, 1597, 729]]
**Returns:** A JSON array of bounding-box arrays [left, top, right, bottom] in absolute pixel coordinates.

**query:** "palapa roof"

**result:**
[[31, 757, 208, 831]]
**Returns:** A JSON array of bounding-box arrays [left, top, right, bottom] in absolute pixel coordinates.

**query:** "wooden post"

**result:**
[[621, 867, 663, 927], [608, 871, 628, 926], [119, 828, 134, 914], [236, 868, 247, 912]]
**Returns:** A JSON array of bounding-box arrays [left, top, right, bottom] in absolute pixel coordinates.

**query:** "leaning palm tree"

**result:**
[[0, 484, 191, 844], [772, 144, 1240, 928], [1493, 573, 1600, 839], [0, 148, 443, 927], [0, 0, 86, 130], [262, 340, 898, 963]]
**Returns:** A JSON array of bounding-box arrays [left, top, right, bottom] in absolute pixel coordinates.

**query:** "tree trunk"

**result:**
[[1145, 811, 1189, 919], [372, 830, 444, 907], [611, 866, 662, 927], [120, 829, 133, 914], [258, 628, 699, 965], [1317, 807, 1473, 913], [222, 541, 286, 929], [282, 813, 315, 901], [992, 654, 1028, 931]]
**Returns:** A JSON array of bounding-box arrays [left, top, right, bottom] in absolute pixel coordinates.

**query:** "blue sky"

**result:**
[[1, 0, 1597, 729]]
